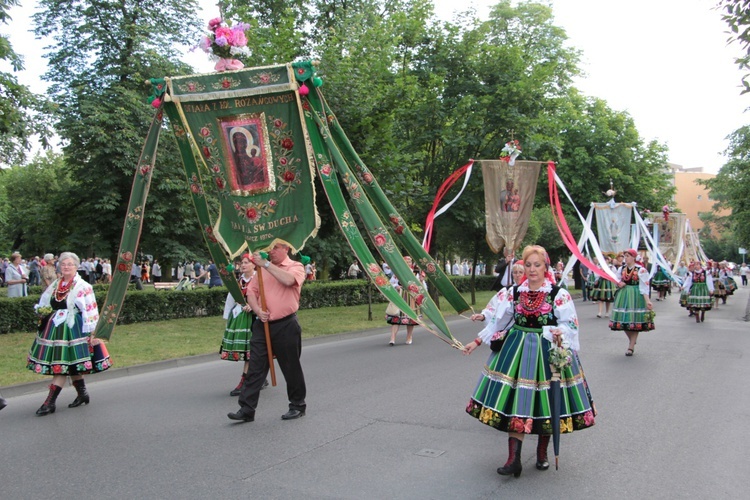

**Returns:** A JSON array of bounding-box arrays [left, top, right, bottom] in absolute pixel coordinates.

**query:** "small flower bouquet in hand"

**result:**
[[197, 18, 251, 72], [34, 305, 53, 317], [644, 310, 656, 323], [548, 340, 573, 372]]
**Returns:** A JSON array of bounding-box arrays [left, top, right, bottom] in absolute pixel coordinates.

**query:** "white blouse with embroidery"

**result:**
[[476, 279, 580, 351]]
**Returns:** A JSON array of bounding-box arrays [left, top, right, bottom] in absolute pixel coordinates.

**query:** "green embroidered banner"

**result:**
[[165, 65, 319, 256], [313, 89, 470, 316], [94, 110, 164, 340]]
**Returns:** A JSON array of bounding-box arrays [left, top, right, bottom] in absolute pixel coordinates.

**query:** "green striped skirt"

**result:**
[[27, 313, 110, 375], [466, 326, 596, 435], [220, 311, 253, 361], [609, 285, 655, 331], [687, 282, 712, 310], [651, 268, 670, 291], [590, 278, 616, 302]]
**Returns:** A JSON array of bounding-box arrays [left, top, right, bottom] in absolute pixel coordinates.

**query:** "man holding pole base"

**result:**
[[228, 241, 307, 422]]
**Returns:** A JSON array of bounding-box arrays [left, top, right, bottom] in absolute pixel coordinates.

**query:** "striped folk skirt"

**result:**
[[27, 313, 111, 375], [687, 282, 713, 310], [466, 326, 596, 435], [590, 278, 616, 302], [609, 285, 655, 331], [220, 311, 253, 361]]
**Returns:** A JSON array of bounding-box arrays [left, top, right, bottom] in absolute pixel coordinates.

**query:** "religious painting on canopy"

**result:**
[[219, 114, 274, 194]]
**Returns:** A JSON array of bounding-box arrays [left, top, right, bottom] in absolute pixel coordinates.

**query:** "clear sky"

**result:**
[[3, 0, 748, 173]]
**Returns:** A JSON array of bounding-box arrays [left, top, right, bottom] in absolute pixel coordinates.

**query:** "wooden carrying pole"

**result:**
[[255, 269, 277, 387]]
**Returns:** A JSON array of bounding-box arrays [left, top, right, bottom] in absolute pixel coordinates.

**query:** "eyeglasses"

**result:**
[[60, 263, 78, 268]]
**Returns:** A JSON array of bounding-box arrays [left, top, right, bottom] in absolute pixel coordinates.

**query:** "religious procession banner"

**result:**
[[651, 212, 686, 265], [593, 202, 634, 254], [301, 70, 465, 345], [481, 160, 542, 254], [163, 64, 320, 257]]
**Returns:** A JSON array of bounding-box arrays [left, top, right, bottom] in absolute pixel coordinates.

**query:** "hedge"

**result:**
[[0, 276, 494, 334]]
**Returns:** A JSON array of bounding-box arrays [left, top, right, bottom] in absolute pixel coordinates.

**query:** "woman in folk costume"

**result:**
[[719, 261, 738, 296], [681, 262, 714, 323], [27, 252, 111, 416], [709, 261, 726, 308], [609, 249, 654, 357], [463, 245, 595, 478], [386, 256, 420, 346], [679, 261, 696, 315], [651, 264, 671, 301], [590, 255, 617, 318], [221, 254, 266, 396]]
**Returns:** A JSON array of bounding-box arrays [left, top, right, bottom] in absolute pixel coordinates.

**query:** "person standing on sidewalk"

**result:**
[[228, 241, 307, 423]]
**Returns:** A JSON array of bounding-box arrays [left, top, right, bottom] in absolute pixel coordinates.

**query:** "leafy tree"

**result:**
[[33, 0, 206, 262], [700, 125, 750, 247], [0, 0, 52, 165], [0, 151, 77, 253], [718, 0, 750, 93]]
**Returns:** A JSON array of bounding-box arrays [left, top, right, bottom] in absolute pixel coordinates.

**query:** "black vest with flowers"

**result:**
[[512, 285, 560, 328]]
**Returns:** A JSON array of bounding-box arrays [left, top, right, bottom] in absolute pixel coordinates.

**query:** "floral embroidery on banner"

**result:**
[[176, 81, 206, 93]]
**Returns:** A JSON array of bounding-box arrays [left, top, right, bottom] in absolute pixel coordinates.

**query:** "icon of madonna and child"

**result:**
[[498, 178, 521, 213], [221, 116, 272, 193]]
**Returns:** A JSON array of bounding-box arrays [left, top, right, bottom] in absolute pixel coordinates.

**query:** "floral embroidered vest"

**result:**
[[512, 285, 560, 328], [621, 265, 642, 286]]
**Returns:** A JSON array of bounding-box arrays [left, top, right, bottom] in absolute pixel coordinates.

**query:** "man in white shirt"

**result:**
[[740, 263, 748, 286]]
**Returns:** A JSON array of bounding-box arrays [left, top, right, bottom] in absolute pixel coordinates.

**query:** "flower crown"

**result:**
[[499, 140, 522, 164]]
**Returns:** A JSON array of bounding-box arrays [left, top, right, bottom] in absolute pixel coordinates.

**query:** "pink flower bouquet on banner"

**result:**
[[197, 18, 251, 72]]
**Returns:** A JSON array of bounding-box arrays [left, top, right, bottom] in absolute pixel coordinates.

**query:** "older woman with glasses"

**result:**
[[27, 252, 111, 416]]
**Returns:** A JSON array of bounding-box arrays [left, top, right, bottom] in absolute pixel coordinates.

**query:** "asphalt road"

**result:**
[[1, 286, 748, 499]]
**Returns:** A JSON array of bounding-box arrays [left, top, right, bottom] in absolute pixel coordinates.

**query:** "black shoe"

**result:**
[[36, 403, 56, 416], [229, 387, 242, 397], [281, 408, 305, 420], [68, 394, 90, 408], [0, 397, 7, 411], [227, 410, 254, 422]]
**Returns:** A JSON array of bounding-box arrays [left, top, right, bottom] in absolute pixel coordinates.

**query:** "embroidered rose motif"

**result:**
[[583, 411, 595, 426], [362, 172, 373, 183], [140, 165, 151, 176], [268, 199, 277, 207], [509, 417, 525, 433], [320, 165, 332, 176], [281, 138, 294, 150], [368, 263, 380, 274], [187, 83, 197, 91], [374, 276, 388, 286], [279, 157, 288, 166], [415, 294, 424, 306], [282, 170, 296, 182], [389, 216, 400, 224], [215, 177, 225, 189], [373, 234, 387, 246], [200, 127, 211, 137], [202, 146, 211, 158], [394, 225, 404, 234], [122, 251, 133, 262], [191, 184, 201, 194], [246, 207, 258, 221], [426, 263, 436, 273], [221, 78, 231, 89], [52, 365, 62, 374], [117, 263, 128, 273], [407, 284, 419, 294]]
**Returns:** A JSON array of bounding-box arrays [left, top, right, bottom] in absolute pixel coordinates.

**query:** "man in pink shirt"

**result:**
[[228, 241, 307, 422]]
